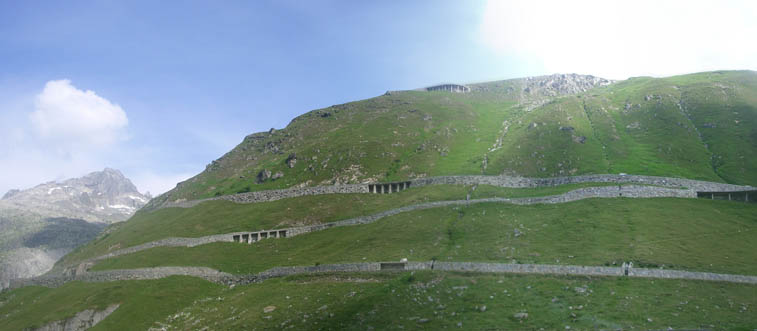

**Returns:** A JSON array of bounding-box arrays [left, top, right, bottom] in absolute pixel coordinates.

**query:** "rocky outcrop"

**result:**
[[28, 304, 119, 331], [520, 73, 614, 97]]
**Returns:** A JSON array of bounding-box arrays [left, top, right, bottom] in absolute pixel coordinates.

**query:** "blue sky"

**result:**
[[1, 0, 755, 194]]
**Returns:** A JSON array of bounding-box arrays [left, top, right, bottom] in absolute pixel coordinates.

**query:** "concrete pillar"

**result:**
[[711, 193, 714, 200], [746, 192, 749, 202], [728, 193, 731, 201]]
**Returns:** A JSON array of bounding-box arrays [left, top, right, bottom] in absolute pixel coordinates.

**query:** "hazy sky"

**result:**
[[1, 0, 755, 195]]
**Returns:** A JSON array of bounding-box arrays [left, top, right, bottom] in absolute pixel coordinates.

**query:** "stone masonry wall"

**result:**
[[11, 262, 757, 291], [158, 174, 752, 210], [8, 266, 231, 290]]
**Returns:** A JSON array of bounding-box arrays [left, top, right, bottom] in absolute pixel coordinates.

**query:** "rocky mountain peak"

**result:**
[[0, 168, 150, 223]]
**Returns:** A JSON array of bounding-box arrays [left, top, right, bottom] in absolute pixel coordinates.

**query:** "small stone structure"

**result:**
[[368, 181, 411, 194], [696, 190, 756, 203], [425, 84, 471, 93], [233, 229, 287, 243]]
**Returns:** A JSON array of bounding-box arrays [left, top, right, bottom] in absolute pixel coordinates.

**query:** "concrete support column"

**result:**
[[728, 193, 732, 201], [711, 193, 714, 200]]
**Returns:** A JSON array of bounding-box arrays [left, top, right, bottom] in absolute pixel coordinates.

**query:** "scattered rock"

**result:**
[[272, 172, 284, 180], [480, 305, 487, 312], [263, 306, 276, 313], [626, 121, 640, 130], [514, 312, 528, 319], [418, 318, 430, 323], [285, 153, 297, 168], [559, 126, 574, 131], [572, 135, 587, 144], [257, 169, 272, 183]]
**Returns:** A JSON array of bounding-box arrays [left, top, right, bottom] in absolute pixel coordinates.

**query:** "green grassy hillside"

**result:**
[[151, 71, 757, 205], [4, 71, 757, 330]]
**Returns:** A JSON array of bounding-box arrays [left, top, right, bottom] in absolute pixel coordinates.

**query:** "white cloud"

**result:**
[[30, 79, 128, 147], [0, 79, 200, 197], [479, 0, 757, 79]]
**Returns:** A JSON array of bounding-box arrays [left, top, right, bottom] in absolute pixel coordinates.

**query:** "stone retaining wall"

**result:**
[[8, 266, 231, 290], [11, 262, 757, 291], [162, 184, 366, 209], [157, 174, 753, 210], [409, 174, 752, 192]]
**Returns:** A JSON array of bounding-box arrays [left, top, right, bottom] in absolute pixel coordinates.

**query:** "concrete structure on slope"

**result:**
[[425, 84, 470, 93], [697, 190, 756, 203]]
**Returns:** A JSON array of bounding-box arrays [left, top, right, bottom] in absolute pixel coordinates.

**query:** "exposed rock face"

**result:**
[[30, 304, 119, 331], [0, 169, 148, 289], [285, 153, 297, 168], [0, 168, 151, 223], [256, 169, 272, 183], [521, 74, 614, 97]]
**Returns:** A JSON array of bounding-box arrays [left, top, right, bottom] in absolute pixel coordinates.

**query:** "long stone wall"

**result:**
[[157, 174, 753, 210], [10, 261, 757, 291], [409, 174, 753, 192], [7, 266, 232, 290]]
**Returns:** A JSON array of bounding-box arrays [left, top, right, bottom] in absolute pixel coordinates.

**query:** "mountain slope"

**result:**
[[4, 71, 757, 329], [150, 71, 756, 207]]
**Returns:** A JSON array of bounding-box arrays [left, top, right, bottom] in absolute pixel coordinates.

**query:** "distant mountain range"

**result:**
[[0, 168, 150, 288]]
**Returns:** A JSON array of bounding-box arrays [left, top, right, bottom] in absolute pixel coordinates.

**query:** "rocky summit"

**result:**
[[1, 168, 150, 223]]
